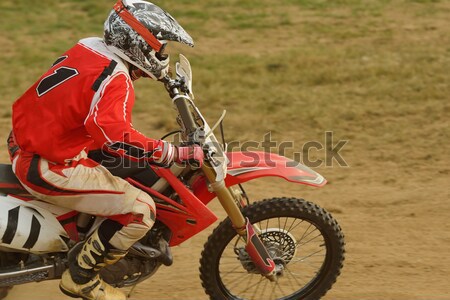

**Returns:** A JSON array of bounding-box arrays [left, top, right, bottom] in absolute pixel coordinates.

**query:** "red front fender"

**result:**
[[226, 151, 326, 187], [193, 151, 326, 204]]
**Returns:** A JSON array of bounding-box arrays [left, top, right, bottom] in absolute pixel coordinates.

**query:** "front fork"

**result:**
[[202, 163, 277, 280], [165, 77, 276, 279]]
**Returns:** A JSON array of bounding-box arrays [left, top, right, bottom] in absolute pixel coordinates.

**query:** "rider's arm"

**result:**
[[84, 72, 175, 165]]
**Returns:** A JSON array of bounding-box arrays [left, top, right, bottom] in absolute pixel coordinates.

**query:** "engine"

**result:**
[[100, 255, 160, 287], [100, 223, 173, 288]]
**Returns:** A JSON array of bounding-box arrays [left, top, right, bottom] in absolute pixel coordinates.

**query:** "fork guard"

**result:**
[[243, 218, 276, 277]]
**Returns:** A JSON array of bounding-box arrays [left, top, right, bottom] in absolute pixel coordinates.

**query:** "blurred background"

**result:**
[[0, 0, 449, 299]]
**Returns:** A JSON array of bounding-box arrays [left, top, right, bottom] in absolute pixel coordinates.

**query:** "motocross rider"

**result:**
[[8, 1, 203, 299]]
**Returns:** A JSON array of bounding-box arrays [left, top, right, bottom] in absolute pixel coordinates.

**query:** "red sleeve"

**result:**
[[84, 72, 168, 162]]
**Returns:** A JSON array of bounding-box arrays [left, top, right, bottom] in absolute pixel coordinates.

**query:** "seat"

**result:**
[[0, 164, 30, 196]]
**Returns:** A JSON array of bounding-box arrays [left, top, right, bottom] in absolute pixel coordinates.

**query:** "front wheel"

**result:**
[[199, 197, 345, 300]]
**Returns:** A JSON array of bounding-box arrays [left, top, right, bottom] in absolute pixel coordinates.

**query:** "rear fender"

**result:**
[[193, 151, 326, 204]]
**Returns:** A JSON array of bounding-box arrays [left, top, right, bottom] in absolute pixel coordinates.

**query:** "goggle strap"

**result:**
[[113, 0, 162, 52]]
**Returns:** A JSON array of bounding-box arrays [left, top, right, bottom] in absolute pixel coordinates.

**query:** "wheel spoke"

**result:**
[[275, 278, 288, 297], [265, 218, 270, 230], [286, 218, 305, 233], [296, 223, 315, 245], [280, 217, 290, 246], [290, 259, 323, 266], [282, 217, 289, 232], [269, 279, 276, 300], [234, 274, 267, 298], [221, 264, 247, 279], [296, 232, 323, 248], [290, 248, 325, 266], [284, 265, 305, 288], [225, 271, 253, 291], [259, 276, 270, 299], [250, 276, 265, 299]]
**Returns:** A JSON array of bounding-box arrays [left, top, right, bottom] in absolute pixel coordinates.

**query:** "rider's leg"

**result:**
[[59, 190, 155, 300], [12, 151, 156, 300], [60, 227, 128, 300]]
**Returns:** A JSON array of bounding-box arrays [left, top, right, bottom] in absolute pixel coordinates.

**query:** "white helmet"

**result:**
[[104, 0, 194, 80]]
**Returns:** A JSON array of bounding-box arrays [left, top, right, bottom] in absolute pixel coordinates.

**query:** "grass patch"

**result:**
[[0, 0, 448, 169]]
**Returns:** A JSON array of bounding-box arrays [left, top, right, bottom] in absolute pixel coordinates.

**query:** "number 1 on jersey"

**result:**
[[36, 67, 79, 97]]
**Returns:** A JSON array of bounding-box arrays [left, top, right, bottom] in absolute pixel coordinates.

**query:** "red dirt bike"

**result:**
[[0, 55, 344, 300]]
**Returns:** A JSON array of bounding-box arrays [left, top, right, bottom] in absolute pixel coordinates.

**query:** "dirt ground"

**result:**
[[5, 166, 450, 300]]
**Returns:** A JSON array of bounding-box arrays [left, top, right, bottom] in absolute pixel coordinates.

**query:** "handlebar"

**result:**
[[160, 70, 227, 181]]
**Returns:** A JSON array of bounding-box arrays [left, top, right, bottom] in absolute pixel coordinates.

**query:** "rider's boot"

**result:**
[[59, 229, 127, 300]]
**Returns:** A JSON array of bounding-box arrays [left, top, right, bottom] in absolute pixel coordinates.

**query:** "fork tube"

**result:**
[[202, 162, 277, 278], [202, 163, 246, 235]]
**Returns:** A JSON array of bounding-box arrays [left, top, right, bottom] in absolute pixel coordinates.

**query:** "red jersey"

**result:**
[[12, 38, 163, 164]]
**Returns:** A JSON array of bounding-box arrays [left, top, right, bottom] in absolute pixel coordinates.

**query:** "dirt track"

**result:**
[[5, 166, 450, 299]]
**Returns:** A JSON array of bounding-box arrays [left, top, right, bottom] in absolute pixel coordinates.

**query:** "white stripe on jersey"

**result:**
[[78, 37, 131, 120], [90, 72, 130, 143], [123, 77, 130, 121]]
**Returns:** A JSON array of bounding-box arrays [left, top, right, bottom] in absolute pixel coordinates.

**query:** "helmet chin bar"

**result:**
[[130, 63, 169, 81], [106, 44, 169, 80], [142, 51, 170, 80]]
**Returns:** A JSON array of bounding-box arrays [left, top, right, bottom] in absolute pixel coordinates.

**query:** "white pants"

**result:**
[[13, 150, 156, 250]]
